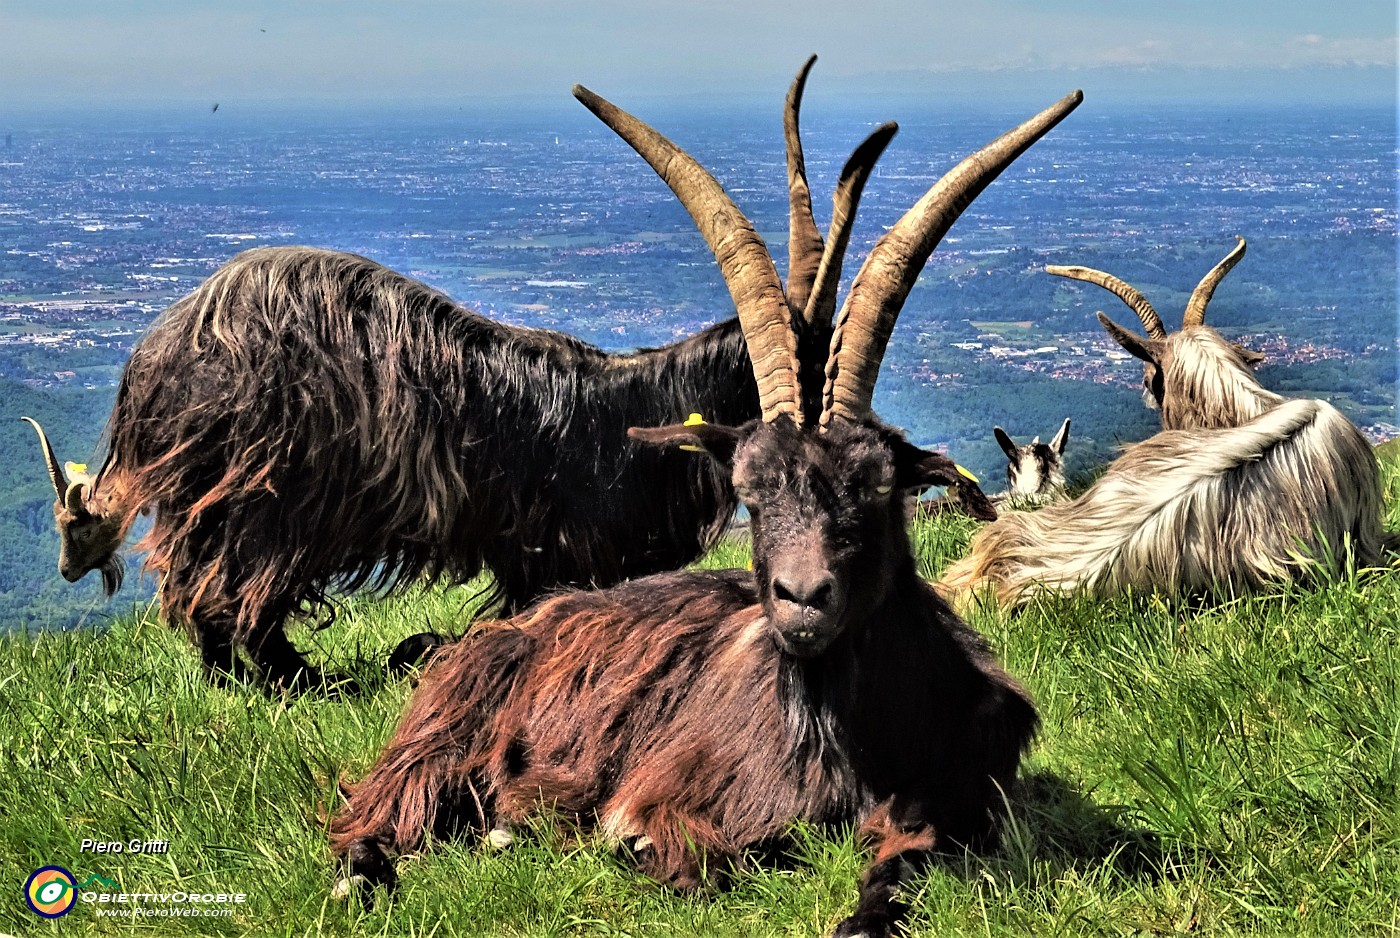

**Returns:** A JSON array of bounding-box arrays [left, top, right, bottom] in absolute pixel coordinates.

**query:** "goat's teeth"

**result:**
[[486, 826, 514, 849]]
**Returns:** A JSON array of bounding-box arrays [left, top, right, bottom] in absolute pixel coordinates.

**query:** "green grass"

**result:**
[[4, 466, 1400, 936]]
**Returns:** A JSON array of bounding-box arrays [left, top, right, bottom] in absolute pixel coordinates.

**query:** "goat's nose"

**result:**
[[771, 572, 836, 612]]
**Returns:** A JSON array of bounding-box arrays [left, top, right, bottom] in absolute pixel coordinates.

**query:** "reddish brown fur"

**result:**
[[332, 559, 1034, 899]]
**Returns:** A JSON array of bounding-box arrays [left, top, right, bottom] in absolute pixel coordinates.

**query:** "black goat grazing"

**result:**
[[330, 65, 1082, 937], [21, 248, 757, 691]]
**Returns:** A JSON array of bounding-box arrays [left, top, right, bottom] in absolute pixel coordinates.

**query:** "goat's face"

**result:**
[[632, 418, 976, 657], [53, 491, 126, 595], [995, 419, 1070, 501], [734, 420, 904, 655], [21, 418, 126, 595], [1098, 316, 1264, 418]]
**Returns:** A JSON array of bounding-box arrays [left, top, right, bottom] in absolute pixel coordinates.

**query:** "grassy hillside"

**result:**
[[3, 459, 1399, 936]]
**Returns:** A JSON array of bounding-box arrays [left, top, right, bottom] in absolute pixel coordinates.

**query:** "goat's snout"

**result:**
[[768, 567, 845, 656]]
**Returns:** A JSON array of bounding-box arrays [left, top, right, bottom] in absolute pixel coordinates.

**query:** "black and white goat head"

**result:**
[[1049, 236, 1268, 430], [994, 418, 1071, 507]]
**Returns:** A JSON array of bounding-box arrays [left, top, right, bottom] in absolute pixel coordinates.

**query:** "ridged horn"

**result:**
[[802, 122, 898, 334], [1045, 265, 1167, 339], [20, 416, 69, 499], [1183, 235, 1246, 327], [820, 90, 1083, 427], [574, 85, 801, 424], [784, 54, 824, 320]]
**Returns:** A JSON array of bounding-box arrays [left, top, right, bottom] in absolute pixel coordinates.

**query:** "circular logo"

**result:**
[[24, 866, 78, 918]]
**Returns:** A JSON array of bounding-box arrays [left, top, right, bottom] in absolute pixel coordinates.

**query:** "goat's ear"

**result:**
[[993, 427, 1019, 461], [628, 423, 745, 466], [890, 439, 968, 488], [893, 442, 998, 521], [1234, 343, 1265, 366], [1050, 418, 1071, 456], [1096, 312, 1159, 364], [948, 479, 998, 522], [64, 481, 88, 516]]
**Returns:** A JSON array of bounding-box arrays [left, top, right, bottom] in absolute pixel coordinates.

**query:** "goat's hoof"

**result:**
[[831, 910, 893, 938], [331, 874, 369, 902], [388, 632, 449, 674], [485, 825, 514, 849], [201, 658, 254, 689], [334, 840, 397, 902], [267, 665, 326, 697]]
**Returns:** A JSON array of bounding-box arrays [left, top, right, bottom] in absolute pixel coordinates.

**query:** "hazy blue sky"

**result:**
[[3, 1, 1395, 108]]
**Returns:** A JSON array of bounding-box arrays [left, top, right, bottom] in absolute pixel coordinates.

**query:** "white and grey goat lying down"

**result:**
[[939, 237, 1388, 609]]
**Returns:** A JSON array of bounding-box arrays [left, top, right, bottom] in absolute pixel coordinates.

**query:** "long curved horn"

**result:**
[[783, 54, 824, 320], [20, 416, 69, 499], [1045, 264, 1167, 339], [820, 90, 1083, 427], [1183, 234, 1246, 327], [574, 85, 801, 424], [802, 122, 898, 333]]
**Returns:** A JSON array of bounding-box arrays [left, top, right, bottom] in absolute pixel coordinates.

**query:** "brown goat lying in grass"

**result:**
[[330, 59, 1080, 938]]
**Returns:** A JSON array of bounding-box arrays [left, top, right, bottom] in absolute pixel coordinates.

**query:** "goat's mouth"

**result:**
[[60, 556, 124, 595], [769, 608, 845, 658], [773, 629, 838, 657]]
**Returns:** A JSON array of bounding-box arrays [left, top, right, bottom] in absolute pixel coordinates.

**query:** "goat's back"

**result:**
[[97, 247, 749, 629], [940, 398, 1384, 607]]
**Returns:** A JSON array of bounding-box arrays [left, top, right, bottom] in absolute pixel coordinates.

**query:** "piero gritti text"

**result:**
[[80, 838, 170, 855]]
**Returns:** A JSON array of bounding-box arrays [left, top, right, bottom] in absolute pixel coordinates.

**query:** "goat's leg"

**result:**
[[164, 570, 250, 687], [330, 751, 491, 900], [194, 624, 252, 687], [245, 624, 324, 694], [330, 677, 503, 896], [832, 805, 937, 938]]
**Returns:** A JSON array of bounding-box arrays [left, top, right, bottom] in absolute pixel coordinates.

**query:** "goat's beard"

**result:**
[[99, 555, 125, 596]]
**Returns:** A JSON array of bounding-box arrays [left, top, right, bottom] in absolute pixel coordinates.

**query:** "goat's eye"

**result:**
[[874, 484, 893, 496], [76, 528, 93, 543]]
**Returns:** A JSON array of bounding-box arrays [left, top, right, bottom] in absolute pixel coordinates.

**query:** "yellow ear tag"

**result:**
[[680, 412, 706, 452], [66, 462, 88, 475], [955, 464, 979, 484]]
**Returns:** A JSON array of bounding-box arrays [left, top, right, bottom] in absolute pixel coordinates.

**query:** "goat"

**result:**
[[21, 249, 760, 690], [912, 419, 1068, 520], [939, 237, 1388, 610], [993, 418, 1071, 507], [329, 61, 1082, 938], [22, 55, 1003, 692]]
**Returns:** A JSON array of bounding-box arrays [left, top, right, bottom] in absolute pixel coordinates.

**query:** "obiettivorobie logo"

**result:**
[[23, 867, 120, 919], [23, 863, 246, 920]]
